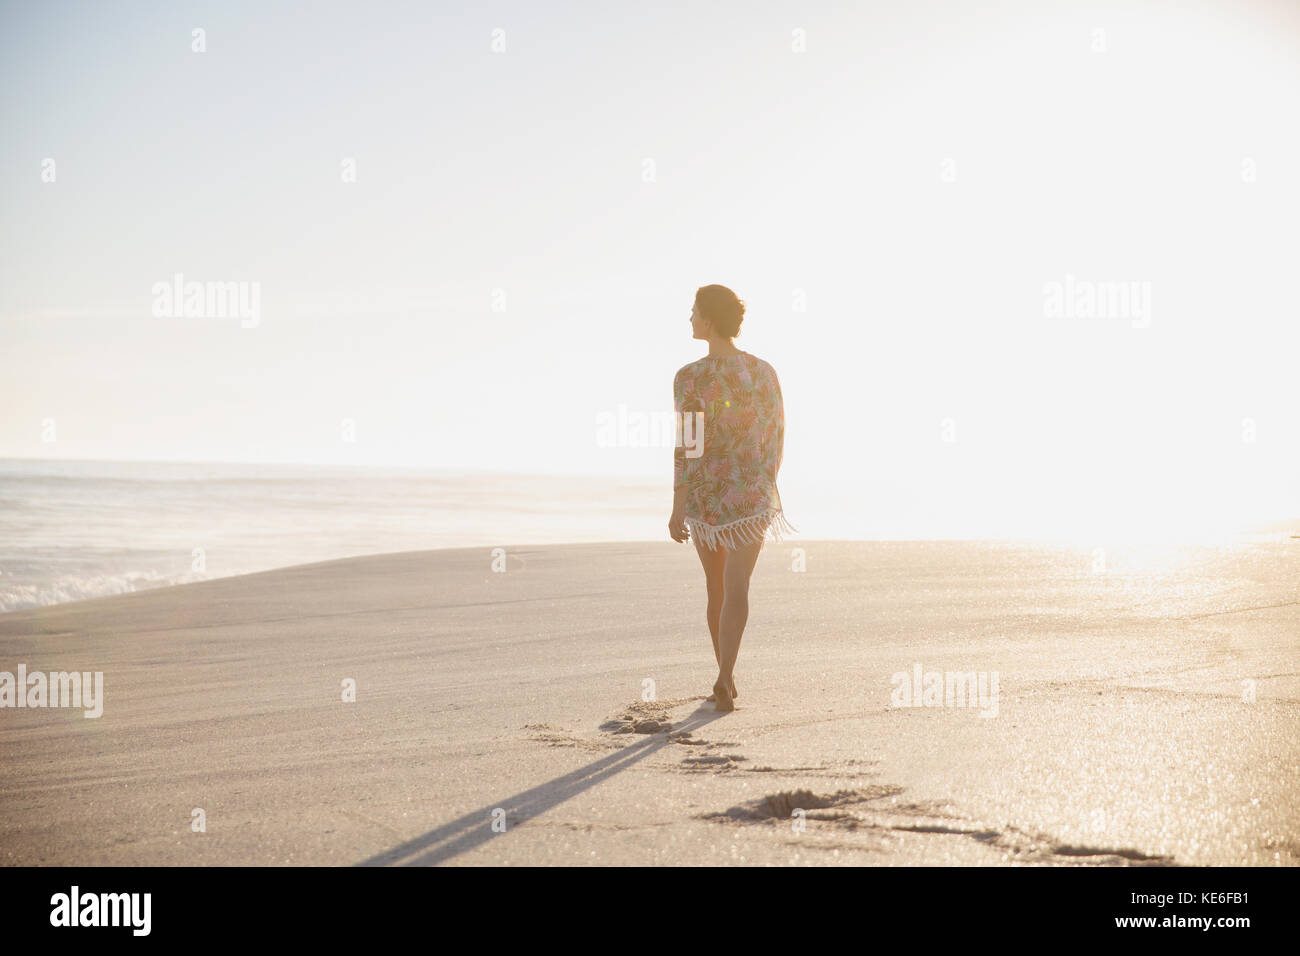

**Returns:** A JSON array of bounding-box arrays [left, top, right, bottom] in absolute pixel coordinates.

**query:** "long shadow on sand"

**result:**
[[356, 705, 726, 866]]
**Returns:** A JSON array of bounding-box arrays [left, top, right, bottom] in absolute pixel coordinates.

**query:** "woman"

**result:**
[[668, 284, 795, 712]]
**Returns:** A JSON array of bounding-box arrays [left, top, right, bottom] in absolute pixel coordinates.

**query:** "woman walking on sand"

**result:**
[[668, 284, 794, 712]]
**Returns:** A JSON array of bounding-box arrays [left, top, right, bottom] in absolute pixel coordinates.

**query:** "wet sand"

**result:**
[[1, 538, 1296, 865]]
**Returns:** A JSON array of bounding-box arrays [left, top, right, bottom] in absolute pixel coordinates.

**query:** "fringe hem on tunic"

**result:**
[[684, 508, 797, 552]]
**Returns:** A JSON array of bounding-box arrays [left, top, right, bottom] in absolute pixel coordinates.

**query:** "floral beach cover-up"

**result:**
[[673, 351, 796, 551]]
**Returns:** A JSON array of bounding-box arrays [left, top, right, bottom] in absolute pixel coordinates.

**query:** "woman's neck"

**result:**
[[707, 339, 741, 358]]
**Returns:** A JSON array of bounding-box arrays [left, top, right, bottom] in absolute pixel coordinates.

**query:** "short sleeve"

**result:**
[[673, 368, 690, 490], [761, 364, 784, 481]]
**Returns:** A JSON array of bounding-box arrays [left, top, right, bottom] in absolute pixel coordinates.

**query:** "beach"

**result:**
[[1, 537, 1296, 866]]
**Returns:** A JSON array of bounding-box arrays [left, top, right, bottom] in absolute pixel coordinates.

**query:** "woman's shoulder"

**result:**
[[742, 352, 779, 380], [677, 351, 779, 380], [674, 356, 711, 381]]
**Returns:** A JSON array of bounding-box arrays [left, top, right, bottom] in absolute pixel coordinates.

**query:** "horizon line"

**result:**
[[0, 454, 666, 482]]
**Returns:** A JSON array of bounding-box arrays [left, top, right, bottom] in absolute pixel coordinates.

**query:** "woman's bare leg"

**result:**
[[693, 533, 726, 662], [713, 535, 764, 710], [693, 534, 736, 699]]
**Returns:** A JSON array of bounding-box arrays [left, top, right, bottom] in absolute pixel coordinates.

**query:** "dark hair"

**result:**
[[695, 284, 746, 338]]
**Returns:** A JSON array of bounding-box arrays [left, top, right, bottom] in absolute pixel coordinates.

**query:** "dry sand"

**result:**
[[1, 538, 1296, 866]]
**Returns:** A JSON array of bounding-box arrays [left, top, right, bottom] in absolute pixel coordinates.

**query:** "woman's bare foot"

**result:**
[[712, 679, 735, 712], [706, 679, 738, 703]]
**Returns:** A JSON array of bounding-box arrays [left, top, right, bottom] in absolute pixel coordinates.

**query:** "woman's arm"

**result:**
[[763, 365, 784, 482], [670, 486, 691, 538]]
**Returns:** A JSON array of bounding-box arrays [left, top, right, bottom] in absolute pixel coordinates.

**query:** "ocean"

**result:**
[[3, 458, 1294, 615], [0, 459, 665, 612]]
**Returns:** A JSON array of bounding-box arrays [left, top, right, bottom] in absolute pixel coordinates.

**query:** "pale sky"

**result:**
[[2, 0, 1298, 542]]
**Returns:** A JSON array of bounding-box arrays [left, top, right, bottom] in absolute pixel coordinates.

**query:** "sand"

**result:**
[[1, 538, 1296, 866]]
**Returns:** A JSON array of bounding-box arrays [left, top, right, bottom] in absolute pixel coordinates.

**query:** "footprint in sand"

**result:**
[[679, 753, 748, 772], [702, 787, 903, 822], [598, 697, 699, 735], [698, 787, 1176, 865]]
